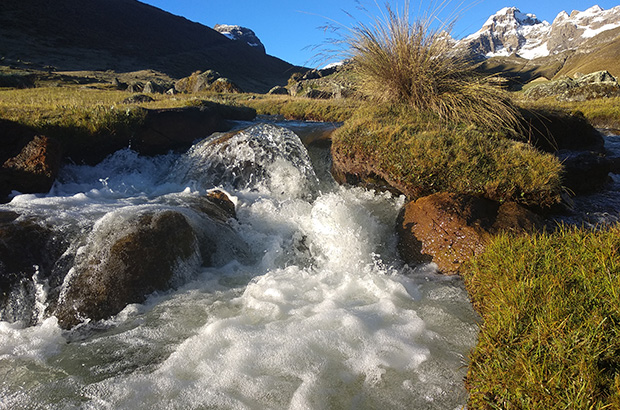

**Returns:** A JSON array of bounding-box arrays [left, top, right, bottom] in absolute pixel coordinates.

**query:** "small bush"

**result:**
[[464, 225, 620, 409], [341, 1, 522, 131]]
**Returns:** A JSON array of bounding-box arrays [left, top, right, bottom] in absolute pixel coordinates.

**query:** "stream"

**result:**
[[0, 120, 482, 409]]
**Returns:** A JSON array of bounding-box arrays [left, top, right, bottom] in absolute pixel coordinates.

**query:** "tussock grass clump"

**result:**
[[342, 1, 522, 131], [332, 105, 563, 207], [464, 225, 620, 409]]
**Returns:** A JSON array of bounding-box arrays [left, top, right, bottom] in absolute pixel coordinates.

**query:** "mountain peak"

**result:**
[[213, 24, 266, 54], [459, 5, 620, 60]]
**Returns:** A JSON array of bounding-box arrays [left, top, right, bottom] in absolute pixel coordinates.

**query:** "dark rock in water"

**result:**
[[396, 193, 543, 274], [0, 212, 68, 324], [54, 210, 198, 329], [122, 94, 155, 104], [558, 150, 612, 194], [205, 190, 236, 220], [0, 133, 62, 201]]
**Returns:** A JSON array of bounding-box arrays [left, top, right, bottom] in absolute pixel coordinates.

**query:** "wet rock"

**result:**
[[0, 135, 62, 200], [0, 212, 68, 324], [54, 210, 198, 329], [396, 193, 543, 274]]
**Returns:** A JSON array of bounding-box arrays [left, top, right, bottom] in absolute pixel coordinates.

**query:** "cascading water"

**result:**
[[0, 122, 478, 409]]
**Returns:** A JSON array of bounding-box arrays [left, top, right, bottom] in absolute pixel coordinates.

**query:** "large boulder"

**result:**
[[54, 210, 199, 329], [396, 193, 543, 274]]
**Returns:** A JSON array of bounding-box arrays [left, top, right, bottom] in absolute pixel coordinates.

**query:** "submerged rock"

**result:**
[[396, 193, 543, 274], [54, 210, 199, 329], [0, 212, 68, 325]]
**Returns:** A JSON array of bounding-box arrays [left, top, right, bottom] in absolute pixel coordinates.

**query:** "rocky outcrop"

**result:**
[[268, 85, 289, 95], [524, 71, 620, 102], [0, 120, 62, 201], [174, 70, 243, 94], [396, 193, 543, 274], [54, 210, 198, 328], [213, 24, 266, 54]]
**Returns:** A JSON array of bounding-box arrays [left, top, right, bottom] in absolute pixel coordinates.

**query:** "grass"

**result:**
[[331, 104, 563, 207], [464, 225, 620, 409], [340, 1, 522, 131], [239, 94, 359, 122], [521, 96, 620, 131]]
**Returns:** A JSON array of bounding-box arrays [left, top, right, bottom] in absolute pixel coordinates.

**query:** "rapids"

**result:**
[[0, 122, 478, 409]]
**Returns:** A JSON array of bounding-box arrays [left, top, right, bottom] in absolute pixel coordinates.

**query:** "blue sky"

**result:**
[[140, 1, 620, 67]]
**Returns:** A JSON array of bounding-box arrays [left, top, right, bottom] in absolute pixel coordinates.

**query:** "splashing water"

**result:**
[[0, 123, 478, 409]]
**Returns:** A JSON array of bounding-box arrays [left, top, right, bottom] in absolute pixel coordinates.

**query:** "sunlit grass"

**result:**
[[464, 225, 620, 409]]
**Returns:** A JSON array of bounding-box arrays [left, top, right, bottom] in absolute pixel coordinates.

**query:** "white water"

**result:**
[[0, 123, 478, 409]]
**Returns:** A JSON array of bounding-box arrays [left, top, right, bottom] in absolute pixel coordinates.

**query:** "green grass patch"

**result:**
[[464, 225, 620, 409], [238, 94, 359, 122], [521, 96, 620, 131], [332, 104, 563, 207]]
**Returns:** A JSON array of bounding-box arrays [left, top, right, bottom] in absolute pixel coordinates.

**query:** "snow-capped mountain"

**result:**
[[213, 24, 266, 54], [459, 5, 620, 60]]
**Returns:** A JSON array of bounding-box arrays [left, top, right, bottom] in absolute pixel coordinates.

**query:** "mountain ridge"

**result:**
[[458, 5, 620, 61], [0, 0, 300, 92]]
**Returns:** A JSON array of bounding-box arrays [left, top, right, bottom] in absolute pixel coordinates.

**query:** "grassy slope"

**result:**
[[464, 226, 620, 409]]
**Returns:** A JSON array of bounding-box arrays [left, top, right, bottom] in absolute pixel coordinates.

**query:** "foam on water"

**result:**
[[0, 123, 478, 409]]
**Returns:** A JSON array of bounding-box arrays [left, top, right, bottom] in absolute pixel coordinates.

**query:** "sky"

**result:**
[[140, 0, 620, 67]]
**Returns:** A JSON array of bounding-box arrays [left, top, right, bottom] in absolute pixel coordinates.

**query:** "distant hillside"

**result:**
[[0, 0, 301, 92]]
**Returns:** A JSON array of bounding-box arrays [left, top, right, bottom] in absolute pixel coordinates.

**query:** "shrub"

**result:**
[[341, 1, 521, 131], [464, 225, 620, 409]]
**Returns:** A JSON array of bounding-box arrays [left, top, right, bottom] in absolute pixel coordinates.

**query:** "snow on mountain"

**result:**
[[213, 24, 266, 54], [459, 5, 620, 60]]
